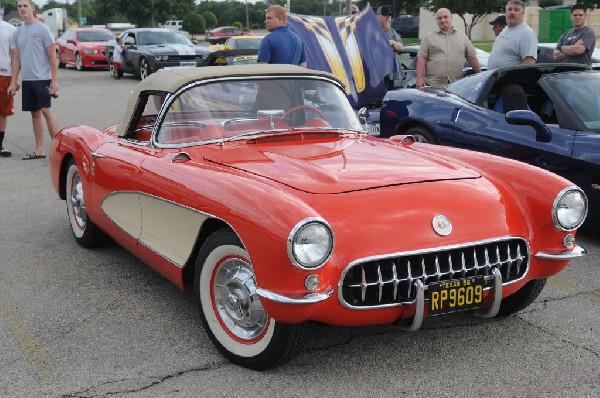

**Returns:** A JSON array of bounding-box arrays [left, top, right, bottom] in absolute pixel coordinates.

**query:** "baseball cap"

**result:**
[[489, 15, 507, 25], [377, 6, 393, 17]]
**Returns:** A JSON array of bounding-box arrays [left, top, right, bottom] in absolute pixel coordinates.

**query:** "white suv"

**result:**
[[164, 20, 183, 31]]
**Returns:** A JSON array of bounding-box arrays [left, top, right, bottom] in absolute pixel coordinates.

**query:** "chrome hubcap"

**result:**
[[214, 258, 267, 341], [76, 54, 82, 70], [69, 175, 86, 229]]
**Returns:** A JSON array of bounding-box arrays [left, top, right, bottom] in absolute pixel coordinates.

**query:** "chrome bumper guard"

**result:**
[[256, 286, 334, 304], [397, 268, 503, 331], [535, 244, 586, 260]]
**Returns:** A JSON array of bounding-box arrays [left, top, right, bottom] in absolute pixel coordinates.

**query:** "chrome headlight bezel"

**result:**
[[287, 217, 334, 270], [552, 186, 588, 231], [154, 54, 169, 61]]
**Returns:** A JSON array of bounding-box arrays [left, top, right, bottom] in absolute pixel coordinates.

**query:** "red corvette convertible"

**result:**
[[50, 65, 587, 370]]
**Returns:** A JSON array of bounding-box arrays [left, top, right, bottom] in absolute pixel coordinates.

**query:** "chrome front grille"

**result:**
[[340, 238, 529, 309]]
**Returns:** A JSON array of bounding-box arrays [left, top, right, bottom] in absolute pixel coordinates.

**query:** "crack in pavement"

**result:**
[[60, 361, 228, 397]]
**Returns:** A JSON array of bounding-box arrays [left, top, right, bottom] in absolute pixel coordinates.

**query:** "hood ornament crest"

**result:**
[[432, 215, 452, 236]]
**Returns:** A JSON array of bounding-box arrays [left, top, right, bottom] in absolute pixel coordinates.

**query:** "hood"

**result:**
[[148, 44, 209, 55], [202, 135, 480, 194]]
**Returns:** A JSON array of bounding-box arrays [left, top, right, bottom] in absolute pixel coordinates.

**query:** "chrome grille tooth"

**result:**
[[392, 261, 399, 300], [360, 266, 367, 302], [472, 248, 479, 274], [484, 247, 491, 276], [448, 253, 455, 279], [515, 245, 523, 275], [461, 252, 467, 277], [377, 264, 383, 303], [434, 255, 441, 281], [507, 244, 514, 277], [495, 245, 503, 279]]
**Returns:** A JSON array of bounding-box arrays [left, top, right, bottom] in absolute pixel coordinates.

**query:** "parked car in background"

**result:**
[[207, 35, 263, 52], [205, 26, 252, 44], [104, 28, 210, 79], [200, 49, 258, 66], [380, 63, 600, 229], [56, 28, 114, 71], [392, 15, 419, 38], [49, 64, 586, 370], [537, 43, 600, 69], [164, 20, 183, 31]]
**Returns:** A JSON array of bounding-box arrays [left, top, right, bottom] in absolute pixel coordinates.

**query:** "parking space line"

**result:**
[[548, 277, 600, 304], [0, 302, 57, 384]]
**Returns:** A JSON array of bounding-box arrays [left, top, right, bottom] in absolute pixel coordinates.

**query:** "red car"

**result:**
[[204, 26, 252, 44], [50, 65, 587, 370], [56, 28, 115, 70]]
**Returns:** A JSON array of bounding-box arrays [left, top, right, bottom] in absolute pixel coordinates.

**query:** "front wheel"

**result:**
[[75, 52, 84, 71], [65, 159, 107, 248], [139, 57, 150, 80], [497, 278, 547, 317], [404, 125, 437, 144], [194, 228, 307, 370]]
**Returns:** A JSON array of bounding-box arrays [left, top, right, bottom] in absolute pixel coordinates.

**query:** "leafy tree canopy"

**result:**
[[424, 0, 505, 38], [183, 13, 205, 37]]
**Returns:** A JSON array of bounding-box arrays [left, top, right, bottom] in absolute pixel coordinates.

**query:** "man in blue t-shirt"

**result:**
[[258, 5, 307, 67]]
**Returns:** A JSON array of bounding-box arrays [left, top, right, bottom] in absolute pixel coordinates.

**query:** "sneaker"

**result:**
[[0, 147, 12, 157]]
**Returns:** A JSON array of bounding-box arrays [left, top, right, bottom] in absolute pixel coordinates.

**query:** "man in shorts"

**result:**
[[0, 17, 16, 157], [8, 0, 60, 160]]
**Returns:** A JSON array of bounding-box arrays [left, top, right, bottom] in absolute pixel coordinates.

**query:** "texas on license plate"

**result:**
[[429, 276, 485, 315]]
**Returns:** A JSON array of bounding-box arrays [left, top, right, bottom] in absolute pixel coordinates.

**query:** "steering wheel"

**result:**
[[284, 105, 326, 119]]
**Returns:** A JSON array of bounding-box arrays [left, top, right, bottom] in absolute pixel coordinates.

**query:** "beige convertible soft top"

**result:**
[[117, 64, 341, 137]]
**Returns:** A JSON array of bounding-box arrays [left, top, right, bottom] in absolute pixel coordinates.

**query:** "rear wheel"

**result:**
[[194, 228, 307, 370], [497, 278, 547, 317], [65, 159, 107, 248], [109, 54, 115, 77], [57, 50, 65, 68], [404, 125, 437, 144]]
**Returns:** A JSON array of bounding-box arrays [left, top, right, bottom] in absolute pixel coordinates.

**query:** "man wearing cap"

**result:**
[[376, 5, 404, 88], [416, 8, 481, 88], [487, 0, 537, 69], [490, 15, 507, 37], [553, 5, 596, 66]]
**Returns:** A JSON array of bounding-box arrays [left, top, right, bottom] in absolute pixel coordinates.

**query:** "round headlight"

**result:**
[[552, 187, 588, 231], [288, 218, 334, 269]]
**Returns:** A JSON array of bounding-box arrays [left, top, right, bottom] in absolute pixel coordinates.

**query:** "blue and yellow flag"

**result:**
[[288, 5, 394, 107]]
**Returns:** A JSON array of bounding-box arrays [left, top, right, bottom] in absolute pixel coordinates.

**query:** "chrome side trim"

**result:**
[[535, 244, 586, 260], [397, 280, 424, 331], [475, 267, 502, 318], [256, 286, 334, 304]]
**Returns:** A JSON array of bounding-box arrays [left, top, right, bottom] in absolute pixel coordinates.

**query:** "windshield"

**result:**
[[156, 77, 362, 145], [549, 72, 600, 130], [139, 30, 191, 46], [78, 31, 115, 42], [447, 70, 492, 103], [230, 38, 262, 49]]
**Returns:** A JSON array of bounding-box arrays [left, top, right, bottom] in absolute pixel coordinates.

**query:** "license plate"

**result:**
[[180, 61, 196, 66], [429, 276, 485, 315]]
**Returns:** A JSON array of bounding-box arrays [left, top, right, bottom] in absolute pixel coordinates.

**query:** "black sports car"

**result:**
[[105, 28, 210, 79]]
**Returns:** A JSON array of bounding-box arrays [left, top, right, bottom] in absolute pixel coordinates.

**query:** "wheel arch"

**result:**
[[394, 119, 436, 139], [182, 217, 237, 289], [57, 153, 76, 200]]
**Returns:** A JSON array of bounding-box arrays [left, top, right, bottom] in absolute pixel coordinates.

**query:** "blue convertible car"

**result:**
[[380, 64, 600, 230]]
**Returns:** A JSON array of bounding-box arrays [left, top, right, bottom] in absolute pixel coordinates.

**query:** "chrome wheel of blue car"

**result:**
[[195, 228, 308, 370], [65, 159, 107, 248], [405, 126, 436, 144]]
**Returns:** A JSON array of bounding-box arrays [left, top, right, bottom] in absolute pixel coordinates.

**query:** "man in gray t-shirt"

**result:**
[[8, 0, 60, 160], [554, 5, 596, 66], [487, 0, 537, 69]]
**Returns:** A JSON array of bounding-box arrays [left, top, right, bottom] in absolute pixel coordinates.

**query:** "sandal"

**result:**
[[22, 152, 46, 160]]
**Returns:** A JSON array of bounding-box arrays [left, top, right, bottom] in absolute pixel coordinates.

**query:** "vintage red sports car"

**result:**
[[50, 65, 587, 370]]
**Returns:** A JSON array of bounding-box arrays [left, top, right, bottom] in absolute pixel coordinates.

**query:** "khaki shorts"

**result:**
[[0, 76, 14, 117]]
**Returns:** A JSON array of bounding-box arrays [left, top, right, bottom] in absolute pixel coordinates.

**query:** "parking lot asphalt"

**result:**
[[0, 67, 598, 397]]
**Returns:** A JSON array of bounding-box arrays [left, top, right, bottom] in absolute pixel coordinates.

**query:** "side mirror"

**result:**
[[67, 39, 76, 44], [505, 110, 552, 142]]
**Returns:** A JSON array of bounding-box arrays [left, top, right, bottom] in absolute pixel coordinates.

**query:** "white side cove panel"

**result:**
[[138, 194, 208, 267], [102, 192, 143, 240]]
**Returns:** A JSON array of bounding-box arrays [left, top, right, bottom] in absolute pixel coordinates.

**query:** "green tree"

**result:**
[[424, 0, 505, 39], [232, 21, 243, 29], [183, 13, 205, 38], [1, 0, 17, 15], [202, 11, 217, 29], [91, 0, 196, 27]]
